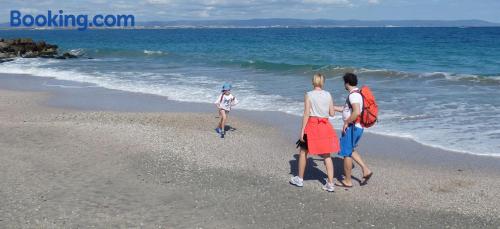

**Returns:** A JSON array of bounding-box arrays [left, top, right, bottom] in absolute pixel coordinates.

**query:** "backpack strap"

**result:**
[[346, 89, 360, 109], [346, 89, 362, 124]]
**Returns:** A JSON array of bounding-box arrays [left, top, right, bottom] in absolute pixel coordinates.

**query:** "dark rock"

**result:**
[[22, 51, 40, 58], [0, 42, 8, 49], [0, 37, 74, 62], [62, 52, 78, 59], [40, 48, 57, 56]]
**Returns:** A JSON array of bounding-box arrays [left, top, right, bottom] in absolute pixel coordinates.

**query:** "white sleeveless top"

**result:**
[[307, 90, 332, 118]]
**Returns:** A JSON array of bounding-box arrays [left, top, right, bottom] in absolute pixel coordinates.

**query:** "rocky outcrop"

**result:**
[[0, 38, 77, 63]]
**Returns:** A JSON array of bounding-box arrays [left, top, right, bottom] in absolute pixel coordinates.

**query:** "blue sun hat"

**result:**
[[222, 83, 232, 91]]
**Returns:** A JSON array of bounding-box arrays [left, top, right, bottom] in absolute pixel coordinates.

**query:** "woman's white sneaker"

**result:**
[[322, 182, 335, 192], [290, 176, 304, 187]]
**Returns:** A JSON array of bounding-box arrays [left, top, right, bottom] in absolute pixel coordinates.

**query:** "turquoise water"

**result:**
[[1, 28, 499, 156]]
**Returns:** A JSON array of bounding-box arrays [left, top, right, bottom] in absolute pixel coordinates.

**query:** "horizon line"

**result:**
[[1, 18, 499, 24]]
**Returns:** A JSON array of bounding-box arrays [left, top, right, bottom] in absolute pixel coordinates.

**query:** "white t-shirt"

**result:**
[[342, 88, 363, 128], [307, 90, 332, 118], [214, 93, 238, 111]]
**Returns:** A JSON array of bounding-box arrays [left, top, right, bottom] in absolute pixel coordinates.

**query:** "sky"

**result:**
[[0, 0, 499, 23]]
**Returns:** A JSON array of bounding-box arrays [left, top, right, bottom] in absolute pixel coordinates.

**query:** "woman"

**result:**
[[290, 73, 340, 192]]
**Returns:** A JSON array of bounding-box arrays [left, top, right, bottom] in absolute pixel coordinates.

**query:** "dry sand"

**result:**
[[0, 79, 499, 228]]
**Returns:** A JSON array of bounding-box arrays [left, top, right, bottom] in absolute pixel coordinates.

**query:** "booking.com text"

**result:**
[[10, 10, 135, 31]]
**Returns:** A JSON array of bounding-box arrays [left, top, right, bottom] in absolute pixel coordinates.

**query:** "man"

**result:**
[[335, 73, 373, 187]]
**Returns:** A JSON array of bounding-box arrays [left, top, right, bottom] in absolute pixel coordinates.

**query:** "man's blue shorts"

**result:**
[[339, 124, 364, 158]]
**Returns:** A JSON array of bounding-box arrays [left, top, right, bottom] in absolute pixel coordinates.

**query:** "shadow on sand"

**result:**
[[289, 154, 361, 185], [223, 125, 236, 132], [214, 115, 237, 133]]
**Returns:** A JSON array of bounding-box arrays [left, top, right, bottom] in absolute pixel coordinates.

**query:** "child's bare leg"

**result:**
[[218, 114, 223, 129], [219, 109, 227, 130]]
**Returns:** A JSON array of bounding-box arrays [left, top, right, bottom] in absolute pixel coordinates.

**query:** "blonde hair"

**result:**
[[312, 73, 325, 88]]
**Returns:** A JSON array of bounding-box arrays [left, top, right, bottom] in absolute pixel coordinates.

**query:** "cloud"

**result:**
[[197, 6, 215, 17], [18, 8, 41, 14], [143, 0, 174, 4], [2, 0, 499, 23], [0, 0, 371, 21], [132, 0, 359, 20], [142, 0, 353, 7], [302, 0, 351, 5]]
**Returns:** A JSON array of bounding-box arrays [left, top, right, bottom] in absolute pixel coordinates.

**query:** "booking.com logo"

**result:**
[[10, 10, 135, 31]]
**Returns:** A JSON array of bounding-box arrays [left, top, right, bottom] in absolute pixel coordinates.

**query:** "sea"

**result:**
[[1, 27, 499, 156]]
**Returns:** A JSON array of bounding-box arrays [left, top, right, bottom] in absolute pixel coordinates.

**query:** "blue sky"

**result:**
[[1, 0, 499, 22]]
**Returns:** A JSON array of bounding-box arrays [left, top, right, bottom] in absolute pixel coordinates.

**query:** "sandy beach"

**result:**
[[0, 73, 499, 228]]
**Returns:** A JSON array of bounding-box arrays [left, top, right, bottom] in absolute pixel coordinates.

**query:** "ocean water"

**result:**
[[1, 28, 499, 156]]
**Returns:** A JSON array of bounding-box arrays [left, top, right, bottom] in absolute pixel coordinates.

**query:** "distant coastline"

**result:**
[[1, 18, 500, 29]]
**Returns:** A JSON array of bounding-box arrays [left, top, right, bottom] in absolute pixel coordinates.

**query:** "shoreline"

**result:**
[[0, 72, 496, 159], [0, 72, 500, 227]]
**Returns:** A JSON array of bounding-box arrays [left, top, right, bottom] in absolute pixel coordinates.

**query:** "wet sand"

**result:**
[[0, 73, 499, 228]]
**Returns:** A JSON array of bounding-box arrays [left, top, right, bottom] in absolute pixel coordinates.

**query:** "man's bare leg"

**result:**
[[352, 151, 372, 177], [342, 156, 353, 186]]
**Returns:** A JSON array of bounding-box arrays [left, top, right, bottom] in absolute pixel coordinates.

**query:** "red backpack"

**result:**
[[348, 86, 378, 128]]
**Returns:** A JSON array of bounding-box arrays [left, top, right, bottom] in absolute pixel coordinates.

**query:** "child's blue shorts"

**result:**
[[339, 124, 364, 158]]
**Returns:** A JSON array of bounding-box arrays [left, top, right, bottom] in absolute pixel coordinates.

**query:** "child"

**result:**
[[214, 83, 238, 138]]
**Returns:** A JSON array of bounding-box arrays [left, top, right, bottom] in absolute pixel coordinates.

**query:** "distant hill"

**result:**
[[1, 19, 499, 29], [136, 19, 500, 28]]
